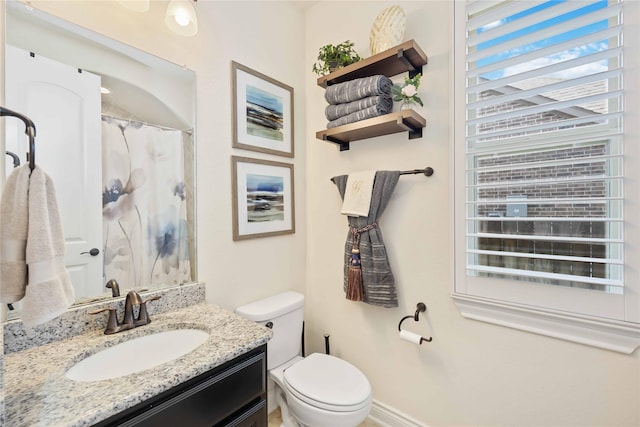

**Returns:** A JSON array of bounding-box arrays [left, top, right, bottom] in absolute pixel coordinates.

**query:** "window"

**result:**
[[453, 0, 640, 353]]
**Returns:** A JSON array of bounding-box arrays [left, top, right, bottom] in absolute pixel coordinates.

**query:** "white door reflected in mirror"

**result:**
[[5, 45, 103, 301]]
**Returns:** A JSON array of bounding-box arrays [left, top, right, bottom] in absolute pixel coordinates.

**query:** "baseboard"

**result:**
[[368, 399, 426, 427], [267, 391, 426, 427]]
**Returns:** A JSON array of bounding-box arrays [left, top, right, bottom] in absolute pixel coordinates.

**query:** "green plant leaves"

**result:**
[[312, 40, 362, 76]]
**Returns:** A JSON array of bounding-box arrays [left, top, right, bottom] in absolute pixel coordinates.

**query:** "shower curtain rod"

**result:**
[[0, 106, 36, 171]]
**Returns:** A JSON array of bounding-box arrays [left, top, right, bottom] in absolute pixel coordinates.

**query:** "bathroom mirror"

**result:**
[[2, 2, 197, 319]]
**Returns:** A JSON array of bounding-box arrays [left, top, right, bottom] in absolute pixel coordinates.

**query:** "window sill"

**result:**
[[452, 293, 640, 354]]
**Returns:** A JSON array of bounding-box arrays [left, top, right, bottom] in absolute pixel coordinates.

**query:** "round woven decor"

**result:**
[[370, 5, 406, 55]]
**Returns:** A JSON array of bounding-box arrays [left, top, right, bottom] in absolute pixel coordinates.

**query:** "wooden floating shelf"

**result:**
[[315, 40, 428, 150], [316, 110, 426, 151], [317, 39, 428, 88]]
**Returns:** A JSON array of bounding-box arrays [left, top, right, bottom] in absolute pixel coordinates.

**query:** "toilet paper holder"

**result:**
[[398, 302, 433, 344]]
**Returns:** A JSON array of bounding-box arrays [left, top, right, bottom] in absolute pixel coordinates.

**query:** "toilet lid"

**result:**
[[283, 353, 371, 411]]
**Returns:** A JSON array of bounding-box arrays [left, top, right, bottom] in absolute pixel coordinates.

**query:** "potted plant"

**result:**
[[312, 40, 362, 76], [392, 73, 423, 110]]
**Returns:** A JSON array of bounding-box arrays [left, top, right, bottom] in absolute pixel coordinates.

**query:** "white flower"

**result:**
[[402, 84, 417, 97]]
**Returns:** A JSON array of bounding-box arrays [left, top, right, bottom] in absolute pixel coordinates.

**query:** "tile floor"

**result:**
[[267, 408, 382, 427]]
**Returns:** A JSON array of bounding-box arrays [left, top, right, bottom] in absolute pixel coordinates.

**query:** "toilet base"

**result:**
[[269, 355, 371, 427], [275, 384, 300, 427], [285, 385, 371, 427], [273, 382, 371, 427]]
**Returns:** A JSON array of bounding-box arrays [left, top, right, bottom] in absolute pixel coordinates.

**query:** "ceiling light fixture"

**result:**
[[165, 0, 198, 37]]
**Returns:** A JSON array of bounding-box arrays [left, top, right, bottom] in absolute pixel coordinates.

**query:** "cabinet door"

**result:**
[[112, 350, 266, 427], [221, 400, 267, 427]]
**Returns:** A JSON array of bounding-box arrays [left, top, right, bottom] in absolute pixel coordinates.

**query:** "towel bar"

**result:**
[[329, 167, 434, 183], [399, 167, 434, 177]]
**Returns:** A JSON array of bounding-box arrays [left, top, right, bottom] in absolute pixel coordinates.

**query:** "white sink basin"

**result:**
[[65, 329, 210, 382]]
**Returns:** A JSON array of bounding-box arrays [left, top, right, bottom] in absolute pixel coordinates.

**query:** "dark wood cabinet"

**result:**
[[94, 345, 267, 427]]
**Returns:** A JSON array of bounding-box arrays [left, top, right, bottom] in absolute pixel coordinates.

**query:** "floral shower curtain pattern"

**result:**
[[102, 116, 192, 290]]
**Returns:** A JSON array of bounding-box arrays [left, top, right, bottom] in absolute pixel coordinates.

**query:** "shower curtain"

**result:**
[[101, 116, 192, 290]]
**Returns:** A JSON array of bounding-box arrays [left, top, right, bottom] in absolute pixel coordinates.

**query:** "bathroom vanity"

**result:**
[[95, 344, 267, 426], [2, 303, 272, 427]]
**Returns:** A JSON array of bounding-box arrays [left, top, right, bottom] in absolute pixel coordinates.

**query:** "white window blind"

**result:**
[[463, 0, 624, 292]]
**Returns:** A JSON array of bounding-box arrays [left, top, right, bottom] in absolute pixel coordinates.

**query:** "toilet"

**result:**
[[236, 291, 372, 427]]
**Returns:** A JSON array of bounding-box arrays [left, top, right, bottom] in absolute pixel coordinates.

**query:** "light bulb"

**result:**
[[165, 0, 198, 36], [174, 12, 191, 27]]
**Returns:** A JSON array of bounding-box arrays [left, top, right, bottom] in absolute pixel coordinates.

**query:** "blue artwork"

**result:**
[[246, 173, 284, 222], [246, 85, 284, 142]]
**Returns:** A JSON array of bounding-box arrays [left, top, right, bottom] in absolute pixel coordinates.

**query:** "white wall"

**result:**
[[305, 2, 639, 426], [2, 1, 639, 426]]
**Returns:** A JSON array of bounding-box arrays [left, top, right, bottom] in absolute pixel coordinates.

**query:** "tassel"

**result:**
[[345, 222, 377, 303], [347, 247, 364, 301]]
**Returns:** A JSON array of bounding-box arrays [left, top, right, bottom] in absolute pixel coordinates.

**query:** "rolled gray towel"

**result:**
[[327, 103, 392, 128], [325, 95, 393, 121], [325, 75, 393, 105]]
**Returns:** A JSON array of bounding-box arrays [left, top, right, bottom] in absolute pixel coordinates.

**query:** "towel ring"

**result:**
[[398, 302, 432, 343]]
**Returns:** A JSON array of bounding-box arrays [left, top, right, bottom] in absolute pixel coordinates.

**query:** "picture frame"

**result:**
[[232, 61, 294, 158], [231, 156, 295, 241]]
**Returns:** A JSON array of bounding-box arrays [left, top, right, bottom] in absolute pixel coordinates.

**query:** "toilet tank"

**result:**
[[235, 291, 304, 370]]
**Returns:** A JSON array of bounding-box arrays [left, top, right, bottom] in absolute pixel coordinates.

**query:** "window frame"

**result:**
[[452, 0, 640, 354]]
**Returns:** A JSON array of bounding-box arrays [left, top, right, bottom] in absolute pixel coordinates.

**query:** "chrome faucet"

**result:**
[[89, 290, 161, 335]]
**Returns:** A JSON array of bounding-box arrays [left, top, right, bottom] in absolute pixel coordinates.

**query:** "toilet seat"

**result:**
[[283, 353, 371, 412]]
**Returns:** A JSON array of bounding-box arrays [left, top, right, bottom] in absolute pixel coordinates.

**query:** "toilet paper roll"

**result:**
[[399, 329, 423, 345]]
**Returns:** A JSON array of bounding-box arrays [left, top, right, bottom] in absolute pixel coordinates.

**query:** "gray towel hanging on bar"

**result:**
[[331, 171, 400, 308]]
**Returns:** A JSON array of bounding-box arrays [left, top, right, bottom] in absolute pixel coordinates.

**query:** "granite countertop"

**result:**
[[3, 303, 272, 427]]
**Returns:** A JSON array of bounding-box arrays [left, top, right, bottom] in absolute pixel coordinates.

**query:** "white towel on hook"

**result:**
[[0, 165, 75, 327], [0, 165, 30, 303], [22, 166, 75, 327], [341, 170, 377, 217]]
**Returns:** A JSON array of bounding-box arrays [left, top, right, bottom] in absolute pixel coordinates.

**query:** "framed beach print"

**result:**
[[231, 156, 295, 241], [232, 61, 294, 157]]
